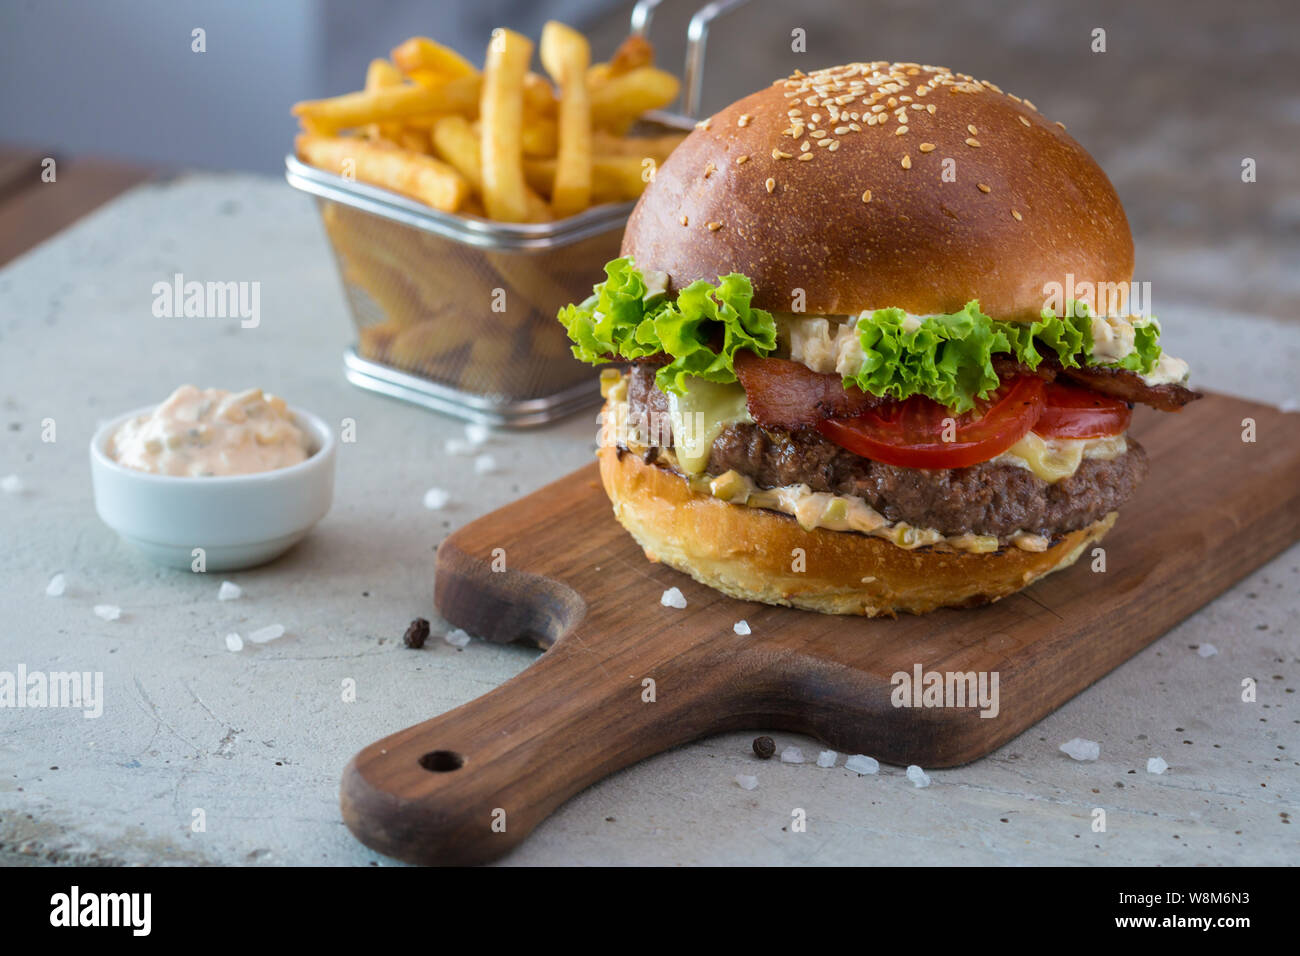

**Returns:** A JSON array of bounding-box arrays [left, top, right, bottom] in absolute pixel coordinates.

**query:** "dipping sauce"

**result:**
[[109, 385, 311, 477]]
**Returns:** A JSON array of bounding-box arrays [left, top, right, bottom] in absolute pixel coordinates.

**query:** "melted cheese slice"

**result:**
[[995, 433, 1127, 483], [666, 377, 752, 474]]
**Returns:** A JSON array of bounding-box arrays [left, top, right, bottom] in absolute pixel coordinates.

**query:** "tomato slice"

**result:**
[[816, 376, 1046, 469], [1035, 382, 1132, 439]]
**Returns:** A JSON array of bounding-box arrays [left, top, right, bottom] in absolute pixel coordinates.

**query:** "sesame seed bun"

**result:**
[[599, 442, 1117, 617], [622, 63, 1133, 321]]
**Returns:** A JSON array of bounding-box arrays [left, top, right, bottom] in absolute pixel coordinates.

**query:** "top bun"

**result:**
[[622, 62, 1133, 322]]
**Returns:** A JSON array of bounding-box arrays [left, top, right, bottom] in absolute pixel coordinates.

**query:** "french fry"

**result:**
[[588, 33, 655, 87], [397, 127, 430, 153], [391, 37, 479, 83], [592, 129, 686, 162], [521, 117, 558, 157], [523, 72, 558, 117], [431, 115, 484, 189], [589, 67, 679, 132], [432, 115, 553, 221], [539, 21, 592, 217], [363, 59, 406, 142], [292, 75, 481, 134], [524, 155, 649, 204], [295, 133, 470, 211], [608, 34, 654, 75], [479, 28, 534, 222]]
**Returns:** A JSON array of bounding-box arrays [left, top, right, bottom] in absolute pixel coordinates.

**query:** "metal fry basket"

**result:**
[[284, 0, 749, 427]]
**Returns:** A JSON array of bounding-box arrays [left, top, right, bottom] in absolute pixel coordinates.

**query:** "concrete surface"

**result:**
[[0, 174, 1297, 866]]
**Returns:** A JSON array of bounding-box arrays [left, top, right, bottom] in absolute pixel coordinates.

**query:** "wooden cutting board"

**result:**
[[341, 393, 1300, 865]]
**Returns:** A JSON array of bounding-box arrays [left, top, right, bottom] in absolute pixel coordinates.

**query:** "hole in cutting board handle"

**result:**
[[419, 750, 465, 773]]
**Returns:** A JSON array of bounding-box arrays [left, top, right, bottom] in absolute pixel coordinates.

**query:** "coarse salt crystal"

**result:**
[[444, 627, 471, 648], [1197, 643, 1218, 658], [733, 620, 751, 635], [1147, 756, 1169, 774], [218, 581, 243, 601], [473, 454, 497, 475], [93, 604, 121, 621], [225, 632, 244, 652], [444, 438, 474, 455], [906, 765, 931, 788], [735, 774, 759, 791], [816, 750, 837, 768], [780, 746, 805, 764], [660, 587, 687, 609], [423, 488, 450, 510], [1, 474, 23, 494], [248, 624, 285, 644], [845, 754, 879, 775], [1059, 738, 1100, 761], [465, 423, 490, 445], [45, 573, 66, 597]]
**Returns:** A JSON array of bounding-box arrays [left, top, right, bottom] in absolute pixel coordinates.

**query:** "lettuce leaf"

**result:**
[[556, 260, 1163, 409], [557, 257, 777, 395]]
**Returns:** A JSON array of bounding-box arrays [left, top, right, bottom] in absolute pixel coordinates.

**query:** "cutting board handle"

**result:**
[[340, 614, 730, 866]]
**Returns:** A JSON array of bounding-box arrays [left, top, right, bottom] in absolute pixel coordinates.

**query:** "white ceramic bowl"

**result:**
[[89, 405, 336, 571]]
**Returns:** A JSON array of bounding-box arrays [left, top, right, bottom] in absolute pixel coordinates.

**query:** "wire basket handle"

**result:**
[[631, 0, 753, 119]]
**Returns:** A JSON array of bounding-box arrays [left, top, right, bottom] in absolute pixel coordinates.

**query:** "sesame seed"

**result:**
[[817, 138, 832, 147], [910, 103, 924, 111], [871, 104, 885, 113], [967, 124, 978, 135], [861, 189, 872, 203], [703, 162, 715, 178], [797, 153, 814, 161], [810, 129, 827, 138], [927, 104, 936, 114], [919, 142, 936, 152], [834, 125, 850, 135], [772, 148, 792, 159], [1023, 99, 1037, 111], [1018, 115, 1031, 127], [896, 125, 908, 135], [737, 113, 752, 127], [977, 183, 991, 193], [765, 177, 776, 193], [887, 97, 898, 107], [736, 154, 750, 165], [680, 214, 688, 226], [901, 154, 912, 169], [695, 118, 712, 130], [1011, 209, 1022, 221], [828, 141, 840, 151], [1055, 120, 1067, 129], [707, 221, 722, 231], [800, 141, 811, 152], [965, 137, 981, 148]]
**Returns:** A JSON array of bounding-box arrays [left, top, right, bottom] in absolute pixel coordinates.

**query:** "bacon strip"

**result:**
[[732, 351, 887, 427], [1055, 364, 1201, 412], [995, 355, 1199, 410]]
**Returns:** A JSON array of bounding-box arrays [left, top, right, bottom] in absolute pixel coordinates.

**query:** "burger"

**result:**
[[556, 62, 1199, 616]]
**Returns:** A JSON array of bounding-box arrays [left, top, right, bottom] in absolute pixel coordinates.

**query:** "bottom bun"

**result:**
[[598, 443, 1117, 617]]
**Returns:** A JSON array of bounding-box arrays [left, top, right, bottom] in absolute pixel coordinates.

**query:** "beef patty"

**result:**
[[625, 365, 1148, 538]]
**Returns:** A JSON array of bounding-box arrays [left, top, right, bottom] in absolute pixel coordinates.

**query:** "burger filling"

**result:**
[[564, 259, 1198, 554]]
